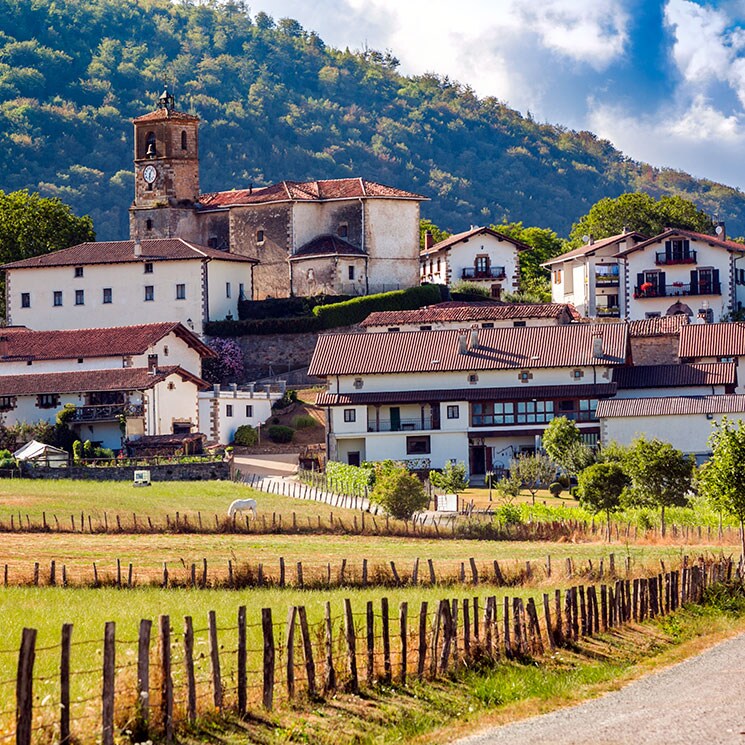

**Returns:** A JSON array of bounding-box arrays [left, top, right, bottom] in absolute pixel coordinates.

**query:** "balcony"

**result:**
[[655, 250, 697, 266], [594, 273, 619, 287], [596, 306, 620, 317], [367, 417, 440, 433], [633, 282, 721, 299], [461, 267, 506, 280], [70, 403, 145, 422]]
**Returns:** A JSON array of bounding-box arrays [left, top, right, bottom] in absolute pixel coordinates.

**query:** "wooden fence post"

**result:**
[[102, 621, 115, 745], [462, 599, 471, 658], [324, 602, 336, 693], [417, 601, 428, 680], [237, 606, 247, 715], [184, 616, 197, 723], [429, 601, 441, 677], [344, 598, 359, 693], [503, 596, 512, 658], [438, 600, 453, 673], [262, 608, 275, 710], [136, 619, 151, 736], [399, 602, 408, 685], [382, 597, 392, 684], [209, 610, 223, 709], [16, 627, 37, 745], [60, 623, 72, 745], [159, 615, 174, 743], [366, 601, 375, 686], [542, 594, 555, 650], [297, 606, 316, 697], [286, 606, 297, 699]]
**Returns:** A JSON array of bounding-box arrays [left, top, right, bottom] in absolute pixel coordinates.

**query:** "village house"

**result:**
[[627, 315, 689, 365], [309, 323, 628, 478], [129, 90, 426, 300], [420, 227, 527, 298], [2, 239, 255, 336], [543, 232, 645, 318], [678, 322, 745, 393], [361, 301, 577, 332]]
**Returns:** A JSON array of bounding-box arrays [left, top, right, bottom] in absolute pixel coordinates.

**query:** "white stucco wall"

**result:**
[[144, 374, 199, 436], [447, 234, 520, 290], [356, 430, 469, 470], [206, 259, 251, 323], [366, 317, 565, 333], [198, 389, 275, 444], [365, 199, 420, 291]]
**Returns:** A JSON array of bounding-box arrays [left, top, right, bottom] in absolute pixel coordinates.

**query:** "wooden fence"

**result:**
[[2, 557, 735, 745]]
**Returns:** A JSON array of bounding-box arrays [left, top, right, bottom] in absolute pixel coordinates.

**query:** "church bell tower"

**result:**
[[129, 88, 201, 240]]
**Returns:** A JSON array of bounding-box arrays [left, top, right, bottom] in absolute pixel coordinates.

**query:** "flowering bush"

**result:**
[[202, 338, 245, 383]]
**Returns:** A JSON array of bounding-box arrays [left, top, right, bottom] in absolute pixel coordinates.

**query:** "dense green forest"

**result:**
[[2, 0, 745, 240]]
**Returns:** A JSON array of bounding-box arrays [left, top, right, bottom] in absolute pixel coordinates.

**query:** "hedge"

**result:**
[[204, 316, 323, 337], [312, 284, 442, 328], [238, 294, 354, 321]]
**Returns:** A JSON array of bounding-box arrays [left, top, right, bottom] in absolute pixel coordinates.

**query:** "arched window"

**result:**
[[146, 219, 153, 231], [145, 131, 157, 158], [181, 130, 187, 150]]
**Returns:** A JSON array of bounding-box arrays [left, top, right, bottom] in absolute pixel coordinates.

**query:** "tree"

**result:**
[[511, 452, 555, 505], [0, 190, 95, 317], [429, 461, 469, 495], [541, 417, 595, 477], [419, 219, 450, 250], [494, 471, 522, 503], [370, 466, 429, 519], [624, 436, 694, 536], [577, 462, 629, 540], [569, 193, 714, 246], [202, 338, 245, 383], [696, 418, 745, 555]]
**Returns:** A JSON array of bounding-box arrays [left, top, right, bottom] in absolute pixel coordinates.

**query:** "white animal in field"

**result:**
[[227, 498, 257, 518]]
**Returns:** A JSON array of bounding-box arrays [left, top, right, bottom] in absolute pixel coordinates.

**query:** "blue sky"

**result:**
[[247, 0, 745, 191]]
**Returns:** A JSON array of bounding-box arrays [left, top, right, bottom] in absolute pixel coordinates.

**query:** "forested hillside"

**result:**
[[2, 0, 745, 240]]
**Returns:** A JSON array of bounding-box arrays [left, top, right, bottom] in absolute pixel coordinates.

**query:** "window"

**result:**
[[436, 258, 441, 273], [167, 382, 176, 390], [420, 325, 432, 331], [348, 265, 355, 281], [257, 230, 265, 243], [103, 288, 112, 304], [338, 224, 348, 238], [446, 405, 460, 419], [145, 131, 156, 157], [475, 255, 489, 275], [472, 400, 555, 427], [353, 377, 364, 389], [645, 312, 661, 319], [518, 370, 531, 382], [347, 451, 361, 467], [37, 394, 59, 409], [406, 435, 431, 455], [245, 405, 253, 417], [20, 293, 30, 308], [77, 358, 83, 364], [53, 291, 62, 307], [144, 285, 154, 301], [226, 282, 231, 299], [163, 346, 169, 357], [343, 409, 356, 423], [74, 267, 84, 278], [719, 356, 736, 363], [181, 130, 187, 150], [513, 321, 526, 327], [239, 283, 245, 300], [481, 322, 494, 329], [144, 262, 153, 274], [0, 396, 15, 411], [387, 327, 400, 333], [176, 284, 186, 300], [226, 404, 233, 417], [468, 373, 479, 384], [75, 289, 84, 306], [146, 219, 153, 231], [572, 369, 584, 379], [553, 269, 562, 284]]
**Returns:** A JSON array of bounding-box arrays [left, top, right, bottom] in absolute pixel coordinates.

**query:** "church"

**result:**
[[129, 89, 426, 299]]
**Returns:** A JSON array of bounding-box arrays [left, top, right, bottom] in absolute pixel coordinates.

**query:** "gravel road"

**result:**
[[455, 632, 745, 745]]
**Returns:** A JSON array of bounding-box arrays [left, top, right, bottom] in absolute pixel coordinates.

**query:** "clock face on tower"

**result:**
[[143, 165, 157, 184]]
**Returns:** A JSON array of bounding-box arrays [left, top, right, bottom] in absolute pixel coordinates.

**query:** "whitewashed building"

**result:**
[[2, 239, 255, 336], [420, 227, 528, 298], [543, 232, 645, 318], [309, 324, 628, 477]]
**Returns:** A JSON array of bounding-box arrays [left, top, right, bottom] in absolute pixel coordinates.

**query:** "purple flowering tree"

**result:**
[[202, 338, 245, 384]]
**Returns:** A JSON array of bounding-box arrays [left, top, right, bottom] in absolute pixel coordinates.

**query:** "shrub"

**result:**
[[292, 415, 317, 429], [549, 481, 564, 497], [325, 460, 375, 492], [273, 390, 298, 410], [267, 425, 294, 444], [56, 403, 77, 425], [449, 281, 490, 298], [557, 474, 571, 489], [72, 440, 82, 463], [205, 316, 324, 337], [93, 447, 115, 460], [83, 440, 94, 458], [312, 285, 442, 329], [272, 417, 280, 425], [498, 503, 524, 526], [238, 295, 354, 320], [233, 425, 258, 446], [370, 466, 429, 519]]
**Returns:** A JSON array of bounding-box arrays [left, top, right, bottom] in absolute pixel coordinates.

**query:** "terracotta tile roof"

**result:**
[[0, 322, 215, 361], [290, 235, 367, 260], [616, 228, 745, 257], [628, 315, 689, 338], [420, 226, 531, 256], [361, 302, 574, 327], [613, 362, 736, 389], [679, 322, 745, 358], [542, 232, 646, 266], [597, 394, 745, 419], [316, 382, 616, 406], [1, 239, 255, 270], [308, 323, 628, 376], [133, 109, 200, 123], [0, 366, 206, 396], [199, 178, 426, 208]]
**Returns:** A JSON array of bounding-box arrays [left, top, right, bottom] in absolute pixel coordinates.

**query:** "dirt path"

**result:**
[[455, 632, 745, 745]]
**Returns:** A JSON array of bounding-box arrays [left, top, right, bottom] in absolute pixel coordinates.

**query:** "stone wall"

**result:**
[[21, 461, 231, 481], [214, 324, 362, 382], [630, 336, 680, 366]]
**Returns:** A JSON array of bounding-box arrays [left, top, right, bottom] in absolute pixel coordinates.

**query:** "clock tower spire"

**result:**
[[129, 87, 201, 240]]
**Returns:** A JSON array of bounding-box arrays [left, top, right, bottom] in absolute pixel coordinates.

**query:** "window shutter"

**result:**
[[713, 268, 720, 291], [665, 241, 671, 261], [690, 270, 698, 295], [659, 272, 666, 295], [636, 273, 644, 290]]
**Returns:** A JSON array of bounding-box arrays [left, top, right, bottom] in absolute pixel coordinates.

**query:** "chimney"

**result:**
[[588, 234, 595, 245], [0, 336, 8, 358], [715, 221, 726, 240], [424, 231, 434, 250], [458, 330, 468, 354], [469, 324, 479, 350], [592, 335, 603, 358], [134, 240, 142, 258]]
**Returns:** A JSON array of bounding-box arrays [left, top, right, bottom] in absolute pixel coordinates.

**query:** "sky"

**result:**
[[246, 0, 745, 191]]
